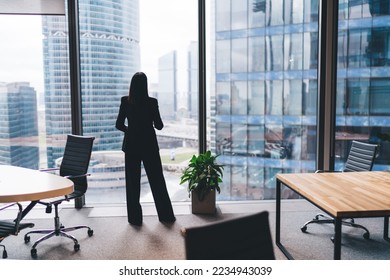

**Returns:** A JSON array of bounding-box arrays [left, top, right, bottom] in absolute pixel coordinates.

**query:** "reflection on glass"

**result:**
[[249, 36, 265, 72], [336, 0, 390, 172], [248, 81, 265, 115], [266, 80, 283, 115], [232, 0, 248, 30], [266, 35, 283, 71], [284, 0, 303, 24], [231, 81, 247, 115], [284, 80, 302, 115], [212, 0, 319, 200], [232, 38, 247, 73]]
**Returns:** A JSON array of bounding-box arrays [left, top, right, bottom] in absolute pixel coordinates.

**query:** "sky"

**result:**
[[0, 0, 198, 94], [139, 0, 197, 85], [0, 15, 44, 92]]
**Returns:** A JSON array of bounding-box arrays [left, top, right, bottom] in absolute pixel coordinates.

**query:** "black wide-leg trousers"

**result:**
[[125, 152, 175, 224]]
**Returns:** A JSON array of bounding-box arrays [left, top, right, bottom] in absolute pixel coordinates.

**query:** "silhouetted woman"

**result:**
[[116, 72, 175, 225]]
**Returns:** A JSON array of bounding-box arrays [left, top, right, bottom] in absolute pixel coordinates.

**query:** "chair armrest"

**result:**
[[64, 173, 91, 179], [315, 170, 342, 173], [0, 202, 21, 212], [39, 167, 60, 173], [0, 202, 23, 231]]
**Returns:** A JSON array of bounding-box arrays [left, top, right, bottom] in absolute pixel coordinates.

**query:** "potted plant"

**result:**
[[180, 150, 224, 214]]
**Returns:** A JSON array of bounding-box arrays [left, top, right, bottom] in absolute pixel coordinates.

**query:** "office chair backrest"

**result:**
[[182, 211, 275, 260], [344, 140, 377, 172], [60, 135, 95, 194]]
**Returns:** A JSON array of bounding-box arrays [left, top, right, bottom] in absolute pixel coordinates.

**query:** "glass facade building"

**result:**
[[0, 82, 39, 169], [43, 0, 140, 166], [211, 0, 390, 200], [336, 0, 390, 169], [158, 50, 178, 121]]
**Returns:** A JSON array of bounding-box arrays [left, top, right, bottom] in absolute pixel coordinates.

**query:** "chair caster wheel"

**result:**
[[88, 229, 94, 237], [24, 236, 30, 243], [330, 236, 335, 243], [31, 248, 37, 259], [74, 243, 80, 252], [363, 232, 370, 239], [301, 226, 307, 233]]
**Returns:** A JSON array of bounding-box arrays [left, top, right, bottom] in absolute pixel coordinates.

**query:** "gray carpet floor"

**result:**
[[1, 199, 390, 260]]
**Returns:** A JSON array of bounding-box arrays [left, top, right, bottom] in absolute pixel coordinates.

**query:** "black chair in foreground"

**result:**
[[0, 202, 34, 258], [24, 135, 95, 258], [181, 211, 275, 260], [301, 140, 378, 240]]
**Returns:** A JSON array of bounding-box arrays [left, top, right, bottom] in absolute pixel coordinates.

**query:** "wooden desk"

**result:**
[[0, 165, 74, 218], [276, 171, 390, 260]]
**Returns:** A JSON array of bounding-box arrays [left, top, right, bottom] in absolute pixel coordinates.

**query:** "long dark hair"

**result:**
[[128, 72, 149, 104]]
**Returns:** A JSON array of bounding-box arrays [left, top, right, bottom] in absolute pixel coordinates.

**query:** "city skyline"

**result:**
[[0, 0, 197, 94]]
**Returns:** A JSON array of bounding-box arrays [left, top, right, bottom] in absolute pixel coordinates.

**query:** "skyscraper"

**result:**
[[212, 0, 390, 200], [0, 82, 39, 169], [158, 50, 177, 121], [187, 41, 198, 120], [43, 0, 140, 166]]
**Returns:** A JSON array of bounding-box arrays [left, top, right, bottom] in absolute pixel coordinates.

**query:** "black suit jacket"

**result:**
[[115, 96, 163, 154]]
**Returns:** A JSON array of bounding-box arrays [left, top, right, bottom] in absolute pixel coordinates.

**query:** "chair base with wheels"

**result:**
[[24, 201, 93, 258], [300, 140, 377, 241], [301, 213, 370, 241]]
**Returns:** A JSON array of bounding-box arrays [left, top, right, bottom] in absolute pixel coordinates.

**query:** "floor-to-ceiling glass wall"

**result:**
[[335, 0, 390, 170], [0, 14, 71, 176], [42, 0, 198, 204], [210, 0, 319, 200], [5, 1, 390, 207]]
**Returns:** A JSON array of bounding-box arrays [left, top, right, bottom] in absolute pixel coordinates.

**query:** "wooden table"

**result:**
[[276, 171, 390, 260], [0, 165, 74, 218]]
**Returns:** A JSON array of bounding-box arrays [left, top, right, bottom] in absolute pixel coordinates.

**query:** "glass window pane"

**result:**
[[249, 0, 266, 27], [232, 38, 248, 73], [370, 78, 390, 115], [75, 0, 198, 203], [284, 80, 302, 115], [248, 125, 265, 156], [266, 80, 283, 115], [304, 0, 319, 22], [284, 0, 304, 24], [266, 35, 283, 71], [231, 81, 247, 115], [210, 0, 318, 201], [0, 14, 70, 171], [336, 0, 390, 171], [232, 0, 248, 30], [249, 36, 265, 72], [284, 33, 303, 70], [216, 0, 231, 31], [267, 0, 284, 26], [303, 32, 318, 69], [216, 82, 231, 115], [216, 40, 231, 73], [248, 80, 265, 115]]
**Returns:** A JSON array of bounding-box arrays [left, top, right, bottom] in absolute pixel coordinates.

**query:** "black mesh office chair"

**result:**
[[301, 140, 378, 240], [0, 202, 34, 258], [181, 211, 275, 260], [24, 135, 95, 258]]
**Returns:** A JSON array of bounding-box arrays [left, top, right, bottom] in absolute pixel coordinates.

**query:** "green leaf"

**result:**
[[180, 150, 224, 199]]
